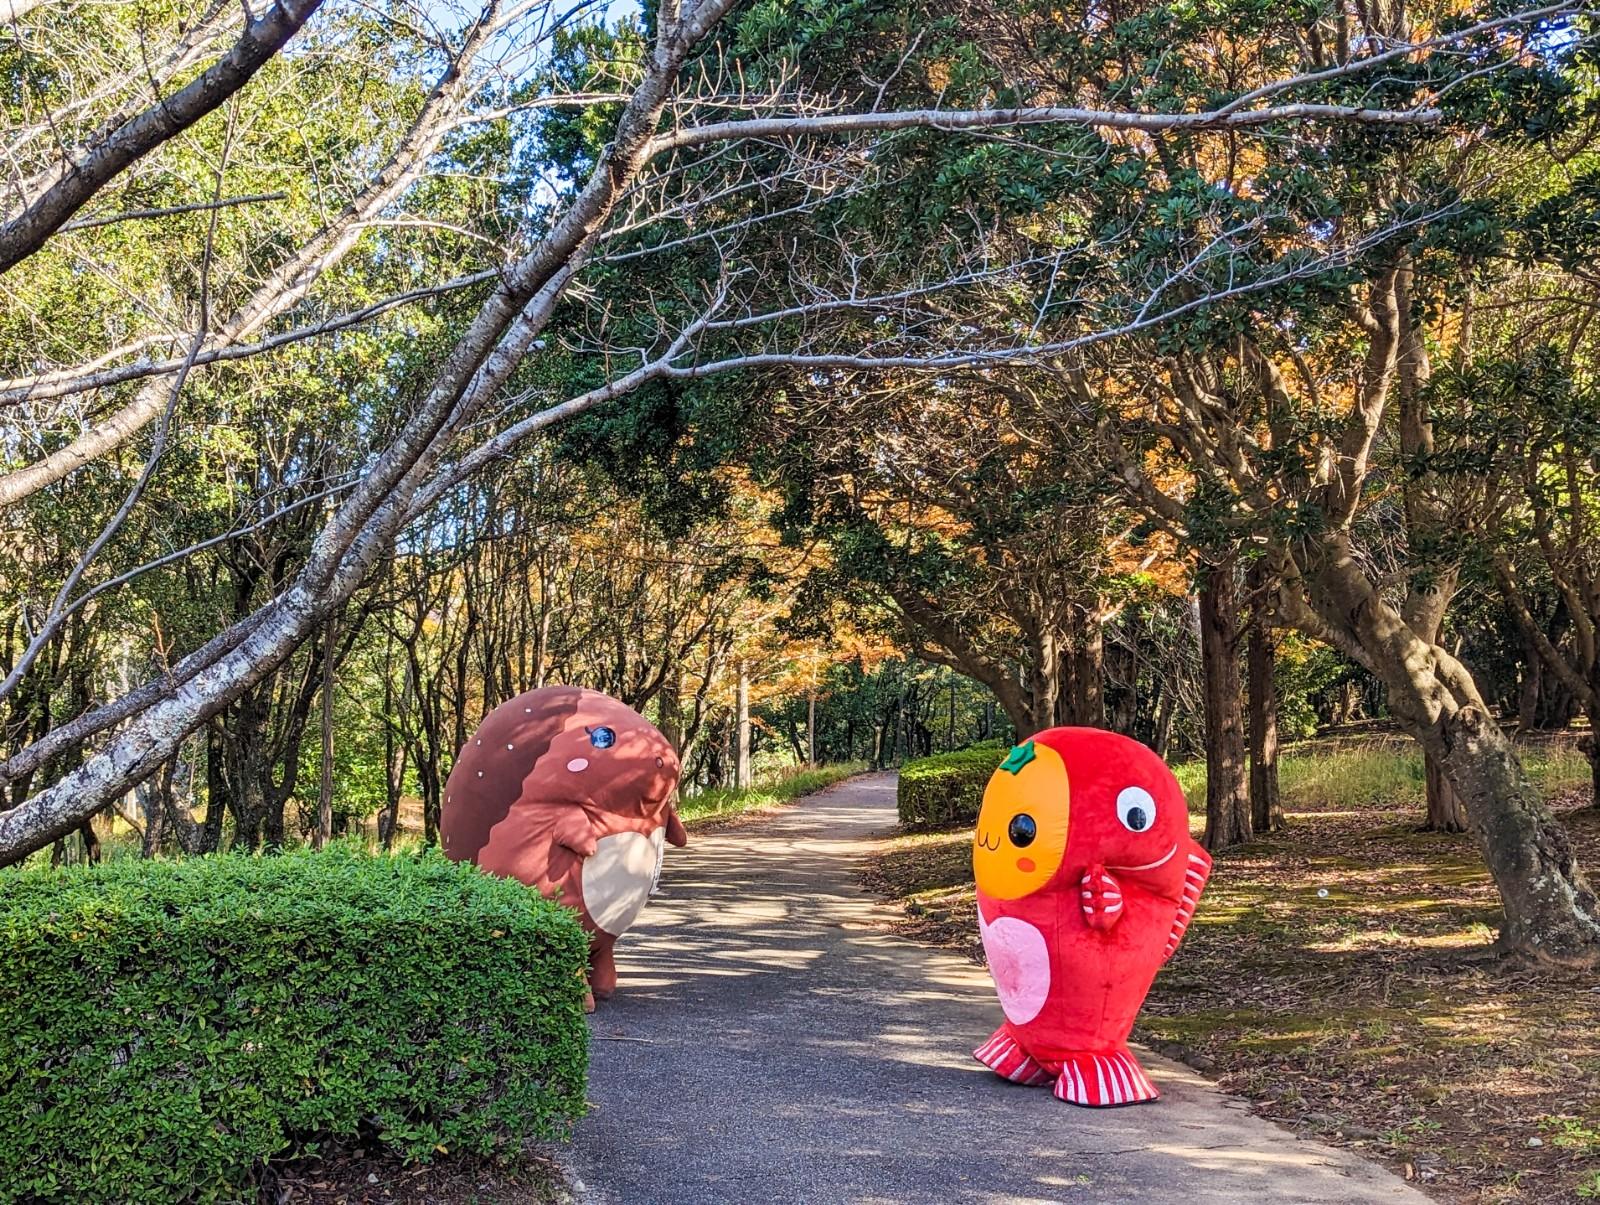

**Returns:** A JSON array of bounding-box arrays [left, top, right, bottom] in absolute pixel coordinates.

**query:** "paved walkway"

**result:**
[[562, 772, 1430, 1204]]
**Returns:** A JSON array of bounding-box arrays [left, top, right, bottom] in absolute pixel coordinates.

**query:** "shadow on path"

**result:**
[[564, 773, 1429, 1205]]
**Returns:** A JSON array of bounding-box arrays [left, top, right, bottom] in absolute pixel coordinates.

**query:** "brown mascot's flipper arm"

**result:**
[[549, 807, 599, 858], [666, 806, 688, 848]]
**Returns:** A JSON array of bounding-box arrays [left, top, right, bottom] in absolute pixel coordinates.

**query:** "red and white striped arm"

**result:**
[[1163, 847, 1212, 960], [1079, 865, 1124, 931]]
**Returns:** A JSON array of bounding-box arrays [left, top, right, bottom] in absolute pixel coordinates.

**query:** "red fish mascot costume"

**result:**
[[442, 686, 685, 1008], [973, 727, 1211, 1106]]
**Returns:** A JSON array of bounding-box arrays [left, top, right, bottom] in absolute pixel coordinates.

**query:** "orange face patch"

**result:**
[[973, 740, 1069, 900]]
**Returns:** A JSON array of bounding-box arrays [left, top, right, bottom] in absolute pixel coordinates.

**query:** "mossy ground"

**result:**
[[863, 743, 1600, 1205]]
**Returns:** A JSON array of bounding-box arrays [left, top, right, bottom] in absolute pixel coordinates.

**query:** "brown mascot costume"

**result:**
[[441, 685, 686, 1008]]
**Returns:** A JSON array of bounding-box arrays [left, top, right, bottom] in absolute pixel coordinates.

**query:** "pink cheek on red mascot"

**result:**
[[440, 685, 685, 1008], [971, 726, 1211, 1106]]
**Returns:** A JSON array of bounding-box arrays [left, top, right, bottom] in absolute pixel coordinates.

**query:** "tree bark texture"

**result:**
[[735, 659, 751, 789], [1199, 559, 1251, 850], [315, 615, 336, 849], [1246, 605, 1284, 834], [1423, 750, 1469, 833]]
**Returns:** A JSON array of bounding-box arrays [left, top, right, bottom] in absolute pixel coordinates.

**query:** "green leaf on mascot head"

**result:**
[[999, 741, 1037, 776]]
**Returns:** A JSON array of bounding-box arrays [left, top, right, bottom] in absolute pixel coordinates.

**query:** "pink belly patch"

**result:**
[[978, 913, 1050, 1025]]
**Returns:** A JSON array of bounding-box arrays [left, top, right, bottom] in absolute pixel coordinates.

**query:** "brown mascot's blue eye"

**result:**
[[589, 726, 615, 749], [1008, 814, 1037, 847]]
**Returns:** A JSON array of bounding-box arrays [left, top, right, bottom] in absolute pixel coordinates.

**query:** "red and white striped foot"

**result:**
[[973, 1026, 1054, 1087], [1052, 1047, 1160, 1107]]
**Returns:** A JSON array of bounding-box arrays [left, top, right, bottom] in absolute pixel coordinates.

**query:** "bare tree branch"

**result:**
[[0, 0, 325, 274]]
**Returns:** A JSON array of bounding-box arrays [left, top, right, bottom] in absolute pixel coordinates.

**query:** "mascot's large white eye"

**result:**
[[1116, 786, 1156, 833]]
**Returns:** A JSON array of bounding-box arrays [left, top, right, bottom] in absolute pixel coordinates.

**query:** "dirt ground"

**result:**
[[259, 1146, 567, 1204], [863, 786, 1600, 1205]]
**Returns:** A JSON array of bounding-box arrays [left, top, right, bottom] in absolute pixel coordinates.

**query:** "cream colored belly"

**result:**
[[582, 827, 665, 936]]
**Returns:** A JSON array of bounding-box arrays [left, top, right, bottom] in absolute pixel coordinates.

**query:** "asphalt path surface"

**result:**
[[562, 771, 1430, 1205]]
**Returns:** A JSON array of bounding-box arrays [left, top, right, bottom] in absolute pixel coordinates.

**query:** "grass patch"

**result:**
[[1173, 740, 1593, 815], [677, 761, 868, 825], [864, 740, 1600, 1205]]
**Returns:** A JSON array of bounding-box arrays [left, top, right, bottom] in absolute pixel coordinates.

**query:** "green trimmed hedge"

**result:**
[[897, 743, 1007, 830], [0, 846, 590, 1203]]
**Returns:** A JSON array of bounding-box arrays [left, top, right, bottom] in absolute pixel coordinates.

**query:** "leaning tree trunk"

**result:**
[[1427, 701, 1599, 962], [1304, 543, 1600, 965], [1199, 559, 1251, 850], [1246, 607, 1284, 834]]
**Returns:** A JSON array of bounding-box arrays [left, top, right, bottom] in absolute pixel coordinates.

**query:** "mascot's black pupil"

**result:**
[[589, 726, 616, 749], [1008, 814, 1037, 847], [1126, 806, 1149, 831]]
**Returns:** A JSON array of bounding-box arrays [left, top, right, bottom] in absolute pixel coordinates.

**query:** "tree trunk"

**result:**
[[1589, 662, 1600, 809], [1517, 636, 1542, 731], [1591, 736, 1600, 811], [202, 724, 227, 853], [1029, 628, 1060, 733], [660, 670, 685, 755], [1061, 606, 1106, 727], [378, 741, 405, 850], [165, 765, 205, 856], [735, 659, 752, 789], [77, 818, 101, 863], [422, 766, 442, 847], [315, 615, 336, 849], [139, 779, 166, 858], [1429, 703, 1599, 960], [809, 693, 818, 765], [1199, 559, 1251, 850], [1247, 606, 1284, 834], [139, 758, 184, 856], [1422, 749, 1469, 833], [1151, 682, 1175, 760], [1301, 539, 1600, 965]]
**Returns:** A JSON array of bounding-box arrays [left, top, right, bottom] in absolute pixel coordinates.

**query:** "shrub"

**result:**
[[897, 743, 1007, 830], [0, 845, 590, 1204]]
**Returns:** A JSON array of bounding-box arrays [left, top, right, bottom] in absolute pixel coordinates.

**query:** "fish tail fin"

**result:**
[[973, 1026, 1054, 1087], [1052, 1046, 1161, 1107]]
